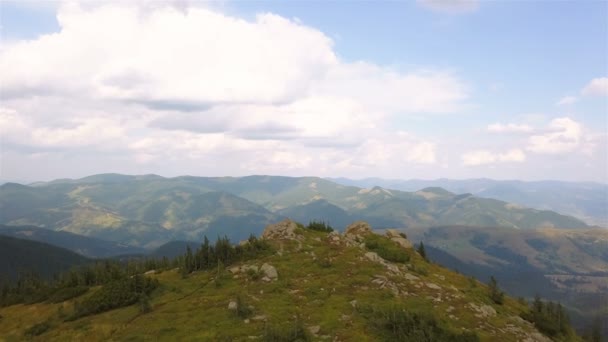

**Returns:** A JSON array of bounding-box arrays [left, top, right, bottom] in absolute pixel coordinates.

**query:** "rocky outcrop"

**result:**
[[385, 229, 413, 249], [262, 219, 298, 240], [344, 221, 372, 237]]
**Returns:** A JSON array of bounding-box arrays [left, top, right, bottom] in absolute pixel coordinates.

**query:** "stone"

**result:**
[[425, 282, 441, 290], [364, 251, 383, 263], [467, 303, 497, 318], [228, 301, 237, 310], [385, 229, 405, 239], [344, 221, 372, 237], [391, 237, 413, 249], [350, 300, 357, 308], [262, 219, 298, 240], [260, 263, 278, 280], [308, 325, 321, 335]]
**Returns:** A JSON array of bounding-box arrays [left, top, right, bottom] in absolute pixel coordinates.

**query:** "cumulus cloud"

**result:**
[[487, 123, 533, 134], [0, 1, 472, 179], [461, 149, 526, 166], [582, 77, 608, 96], [556, 96, 578, 106], [417, 0, 479, 13], [526, 117, 594, 155]]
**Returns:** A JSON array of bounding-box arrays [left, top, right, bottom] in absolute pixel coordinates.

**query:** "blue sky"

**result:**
[[0, 0, 606, 182]]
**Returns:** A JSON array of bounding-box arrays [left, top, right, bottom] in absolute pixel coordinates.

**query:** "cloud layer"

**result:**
[[0, 2, 605, 182]]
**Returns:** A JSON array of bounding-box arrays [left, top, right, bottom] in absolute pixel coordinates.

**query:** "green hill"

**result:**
[[0, 236, 90, 282], [0, 221, 574, 341]]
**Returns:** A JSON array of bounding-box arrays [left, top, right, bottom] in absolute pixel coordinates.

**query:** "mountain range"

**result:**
[[0, 174, 593, 248], [330, 178, 608, 227]]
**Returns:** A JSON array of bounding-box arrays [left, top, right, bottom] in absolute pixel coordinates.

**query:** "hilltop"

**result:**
[[0, 220, 576, 341]]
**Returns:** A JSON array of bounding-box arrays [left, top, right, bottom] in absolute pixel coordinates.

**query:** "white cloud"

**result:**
[[526, 117, 590, 155], [582, 77, 608, 96], [417, 0, 479, 13], [461, 149, 526, 166], [0, 3, 467, 115], [487, 123, 533, 133], [0, 2, 470, 178], [556, 96, 578, 106]]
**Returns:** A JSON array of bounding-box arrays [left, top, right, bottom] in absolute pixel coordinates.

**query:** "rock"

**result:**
[[262, 219, 298, 240], [308, 325, 321, 335], [364, 251, 384, 263], [425, 282, 441, 290], [350, 300, 357, 308], [252, 315, 267, 321], [344, 221, 372, 237], [385, 229, 405, 239], [144, 270, 156, 275], [228, 301, 237, 310], [391, 237, 413, 249], [467, 303, 497, 318], [404, 273, 420, 281], [260, 263, 278, 280]]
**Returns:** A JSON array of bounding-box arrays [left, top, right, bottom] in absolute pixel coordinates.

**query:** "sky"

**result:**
[[0, 0, 607, 183]]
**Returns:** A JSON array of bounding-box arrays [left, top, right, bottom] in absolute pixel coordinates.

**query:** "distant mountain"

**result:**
[[0, 174, 590, 248], [329, 178, 608, 227], [0, 225, 145, 258], [0, 235, 90, 282]]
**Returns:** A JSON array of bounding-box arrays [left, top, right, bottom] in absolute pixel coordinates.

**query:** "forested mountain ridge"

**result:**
[[0, 174, 590, 249], [0, 235, 90, 282], [329, 177, 608, 227]]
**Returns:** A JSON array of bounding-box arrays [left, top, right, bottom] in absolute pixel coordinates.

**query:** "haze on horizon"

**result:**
[[1, 0, 607, 183]]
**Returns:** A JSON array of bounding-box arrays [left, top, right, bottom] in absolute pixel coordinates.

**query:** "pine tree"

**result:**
[[488, 276, 504, 305], [417, 242, 427, 261]]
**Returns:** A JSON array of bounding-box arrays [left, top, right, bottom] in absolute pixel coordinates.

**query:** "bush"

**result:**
[[365, 234, 410, 263], [68, 275, 158, 320], [358, 304, 479, 342], [24, 321, 51, 337], [488, 276, 504, 305], [235, 295, 252, 319]]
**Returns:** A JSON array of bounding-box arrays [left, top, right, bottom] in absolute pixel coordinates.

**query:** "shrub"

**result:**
[[488, 276, 504, 305], [24, 321, 51, 337], [235, 295, 252, 319], [365, 234, 410, 263], [358, 304, 479, 342], [67, 275, 158, 320]]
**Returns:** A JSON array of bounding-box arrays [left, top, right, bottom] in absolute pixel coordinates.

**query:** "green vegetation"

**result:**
[[521, 295, 576, 339], [68, 275, 158, 320], [263, 319, 311, 342], [0, 220, 585, 341], [305, 220, 334, 232], [488, 276, 504, 305], [365, 233, 410, 263], [359, 304, 479, 341], [417, 241, 427, 261]]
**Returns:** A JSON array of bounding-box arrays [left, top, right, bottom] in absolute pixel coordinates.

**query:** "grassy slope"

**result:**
[[0, 229, 557, 341]]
